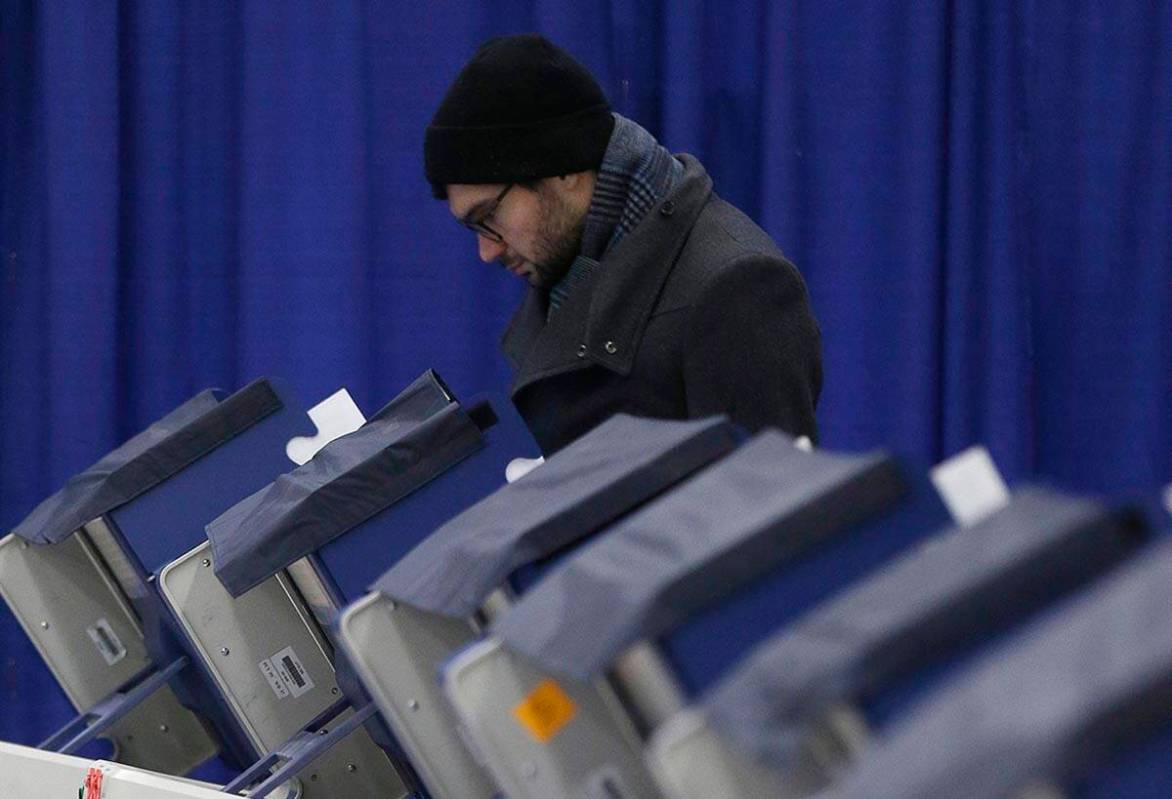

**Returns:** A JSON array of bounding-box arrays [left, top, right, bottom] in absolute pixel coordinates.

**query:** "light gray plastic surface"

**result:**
[[444, 637, 664, 799], [647, 709, 819, 799], [339, 592, 496, 799], [158, 542, 408, 799], [0, 532, 218, 774]]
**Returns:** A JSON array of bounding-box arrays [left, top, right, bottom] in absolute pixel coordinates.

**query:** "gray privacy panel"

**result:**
[[647, 709, 822, 799], [338, 594, 494, 799], [702, 486, 1148, 769], [372, 413, 739, 618], [493, 431, 905, 681], [13, 380, 282, 544], [443, 637, 663, 799], [209, 370, 482, 597], [159, 542, 410, 798], [160, 543, 340, 754], [826, 537, 1172, 799], [0, 532, 219, 775]]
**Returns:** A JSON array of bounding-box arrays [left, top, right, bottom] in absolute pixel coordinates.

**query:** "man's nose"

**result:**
[[478, 234, 506, 263]]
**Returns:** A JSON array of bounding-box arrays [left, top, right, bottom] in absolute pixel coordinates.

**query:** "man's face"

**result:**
[[447, 179, 586, 289]]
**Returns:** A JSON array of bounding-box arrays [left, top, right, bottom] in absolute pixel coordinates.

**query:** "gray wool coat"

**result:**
[[501, 154, 822, 455]]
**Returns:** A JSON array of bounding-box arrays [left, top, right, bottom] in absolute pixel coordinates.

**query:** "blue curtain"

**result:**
[[2, 0, 1169, 748]]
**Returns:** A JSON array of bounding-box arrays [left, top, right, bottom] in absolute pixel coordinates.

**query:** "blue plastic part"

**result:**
[[315, 392, 540, 605], [1071, 722, 1172, 798], [104, 380, 315, 581], [662, 467, 952, 697]]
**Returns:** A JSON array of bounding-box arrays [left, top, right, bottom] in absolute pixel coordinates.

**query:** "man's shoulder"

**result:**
[[657, 192, 799, 312], [696, 194, 786, 258]]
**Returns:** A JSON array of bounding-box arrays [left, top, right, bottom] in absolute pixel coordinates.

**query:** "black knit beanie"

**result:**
[[425, 34, 615, 199]]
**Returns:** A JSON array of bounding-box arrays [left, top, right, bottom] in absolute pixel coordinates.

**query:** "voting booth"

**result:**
[[646, 487, 1150, 798], [2, 376, 1166, 799], [338, 413, 740, 799], [157, 371, 544, 798], [0, 380, 316, 776], [433, 431, 951, 798], [825, 526, 1172, 799]]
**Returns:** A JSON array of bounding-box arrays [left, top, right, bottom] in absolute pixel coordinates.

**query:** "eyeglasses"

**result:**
[[460, 183, 514, 243]]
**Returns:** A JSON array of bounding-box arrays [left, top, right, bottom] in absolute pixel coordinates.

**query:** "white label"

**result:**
[[930, 446, 1011, 527], [86, 618, 127, 666], [285, 388, 367, 465], [258, 657, 291, 699], [259, 646, 315, 699], [506, 456, 545, 483]]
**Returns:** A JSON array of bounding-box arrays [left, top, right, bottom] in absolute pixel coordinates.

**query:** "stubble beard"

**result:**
[[528, 186, 586, 289]]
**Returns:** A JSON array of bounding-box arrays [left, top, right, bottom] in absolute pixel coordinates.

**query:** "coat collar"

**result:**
[[501, 154, 714, 398]]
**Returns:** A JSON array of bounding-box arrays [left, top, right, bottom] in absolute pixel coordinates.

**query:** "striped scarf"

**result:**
[[547, 114, 684, 314]]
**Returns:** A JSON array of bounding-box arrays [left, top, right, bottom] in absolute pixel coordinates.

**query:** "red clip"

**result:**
[[84, 766, 104, 799]]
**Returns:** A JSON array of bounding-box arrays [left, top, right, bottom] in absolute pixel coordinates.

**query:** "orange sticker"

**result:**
[[512, 678, 578, 743]]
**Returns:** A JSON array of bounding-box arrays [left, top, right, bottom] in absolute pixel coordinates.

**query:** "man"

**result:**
[[425, 34, 822, 455]]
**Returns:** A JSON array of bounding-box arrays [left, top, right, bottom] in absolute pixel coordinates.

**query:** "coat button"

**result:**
[[576, 343, 587, 358], [604, 341, 618, 354], [660, 200, 675, 216]]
